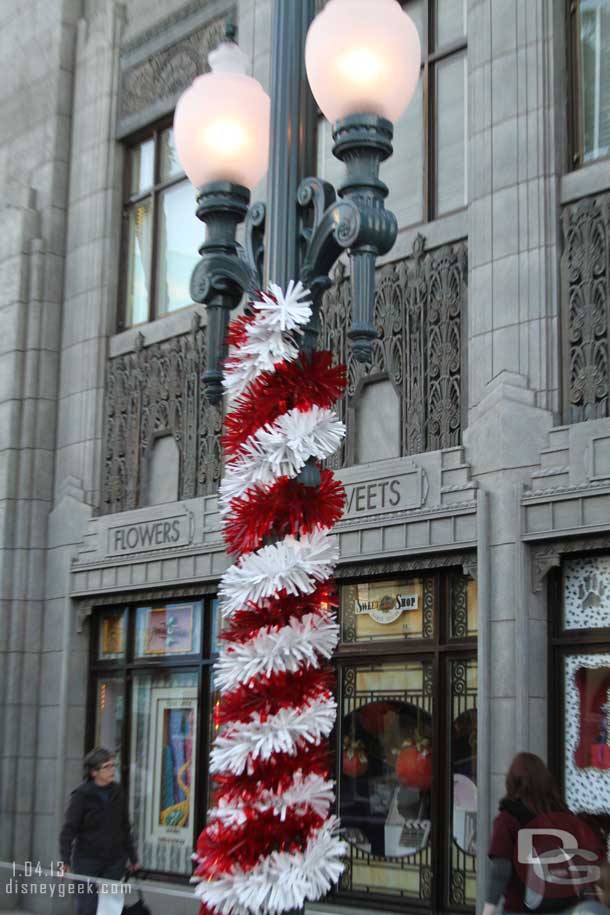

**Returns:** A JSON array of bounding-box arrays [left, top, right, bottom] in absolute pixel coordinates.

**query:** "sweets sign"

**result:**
[[355, 593, 419, 625]]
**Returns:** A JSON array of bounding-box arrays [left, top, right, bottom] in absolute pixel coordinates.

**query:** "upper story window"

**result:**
[[570, 0, 610, 167], [317, 0, 467, 229], [121, 125, 202, 328]]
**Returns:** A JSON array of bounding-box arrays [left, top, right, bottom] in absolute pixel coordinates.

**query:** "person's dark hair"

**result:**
[[505, 752, 567, 815], [83, 746, 113, 780]]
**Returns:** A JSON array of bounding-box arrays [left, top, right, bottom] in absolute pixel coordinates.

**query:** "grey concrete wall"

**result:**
[[468, 0, 562, 417], [0, 0, 79, 886], [465, 1, 566, 907]]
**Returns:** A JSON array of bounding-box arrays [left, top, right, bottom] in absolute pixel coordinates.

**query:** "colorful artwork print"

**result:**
[[149, 688, 198, 849], [145, 605, 194, 655], [100, 614, 124, 658], [160, 707, 194, 827]]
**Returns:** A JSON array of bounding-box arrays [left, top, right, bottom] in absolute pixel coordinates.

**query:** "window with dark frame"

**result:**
[[334, 568, 478, 910], [550, 554, 610, 847], [88, 596, 219, 878], [316, 0, 468, 228], [87, 568, 477, 901], [569, 0, 610, 169], [120, 123, 203, 329]]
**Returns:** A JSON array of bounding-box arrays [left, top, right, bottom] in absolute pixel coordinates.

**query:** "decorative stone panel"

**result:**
[[101, 315, 222, 515], [321, 234, 467, 467], [561, 194, 610, 423], [117, 4, 236, 136]]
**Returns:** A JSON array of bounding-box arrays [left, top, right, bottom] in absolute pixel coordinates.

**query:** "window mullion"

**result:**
[[149, 186, 160, 322], [571, 0, 584, 168]]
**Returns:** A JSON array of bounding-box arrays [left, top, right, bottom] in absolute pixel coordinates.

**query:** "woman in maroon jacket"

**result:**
[[483, 753, 605, 915]]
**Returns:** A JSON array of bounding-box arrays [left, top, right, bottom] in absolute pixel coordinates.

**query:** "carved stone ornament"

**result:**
[[561, 195, 610, 423], [321, 235, 467, 467], [531, 535, 610, 592], [338, 550, 476, 580], [119, 8, 235, 124], [101, 316, 222, 514]]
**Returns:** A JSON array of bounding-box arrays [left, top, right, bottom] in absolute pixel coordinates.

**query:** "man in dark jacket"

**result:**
[[59, 747, 139, 914]]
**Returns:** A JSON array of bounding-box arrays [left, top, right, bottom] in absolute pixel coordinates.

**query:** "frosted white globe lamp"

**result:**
[[305, 0, 421, 124], [174, 37, 271, 191]]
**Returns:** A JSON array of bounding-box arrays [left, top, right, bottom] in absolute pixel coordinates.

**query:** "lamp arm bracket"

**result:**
[[244, 201, 266, 289], [297, 177, 337, 238], [299, 197, 361, 288], [190, 252, 256, 306]]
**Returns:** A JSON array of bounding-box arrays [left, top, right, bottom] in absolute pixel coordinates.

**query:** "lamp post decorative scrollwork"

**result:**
[[174, 0, 421, 403]]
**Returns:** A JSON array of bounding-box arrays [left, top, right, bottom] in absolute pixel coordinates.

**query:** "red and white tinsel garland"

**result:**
[[191, 282, 347, 915]]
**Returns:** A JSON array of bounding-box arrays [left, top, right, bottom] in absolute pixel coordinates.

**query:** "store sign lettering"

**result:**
[[108, 511, 193, 555], [346, 480, 402, 514], [343, 467, 425, 518], [356, 593, 419, 625]]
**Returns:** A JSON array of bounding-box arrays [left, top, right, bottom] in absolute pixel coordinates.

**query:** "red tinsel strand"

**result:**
[[195, 294, 346, 914], [220, 583, 338, 644], [217, 667, 336, 727], [195, 809, 323, 878], [223, 471, 345, 557], [225, 312, 257, 349], [222, 352, 346, 456], [211, 743, 332, 802]]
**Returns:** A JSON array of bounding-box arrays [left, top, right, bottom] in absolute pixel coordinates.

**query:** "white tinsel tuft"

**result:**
[[193, 817, 347, 915], [209, 693, 337, 776], [209, 772, 336, 826], [215, 613, 339, 693], [219, 406, 345, 511], [223, 281, 313, 401], [254, 281, 313, 334], [218, 527, 339, 618]]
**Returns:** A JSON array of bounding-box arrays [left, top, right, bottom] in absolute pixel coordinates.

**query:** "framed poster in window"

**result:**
[[98, 610, 126, 660], [130, 671, 198, 875], [135, 602, 201, 657], [148, 687, 198, 845]]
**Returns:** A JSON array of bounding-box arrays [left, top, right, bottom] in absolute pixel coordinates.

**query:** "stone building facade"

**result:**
[[2, 0, 610, 913]]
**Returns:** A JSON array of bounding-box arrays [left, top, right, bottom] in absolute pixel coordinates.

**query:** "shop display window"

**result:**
[[553, 554, 610, 851], [336, 568, 477, 909], [88, 596, 216, 878]]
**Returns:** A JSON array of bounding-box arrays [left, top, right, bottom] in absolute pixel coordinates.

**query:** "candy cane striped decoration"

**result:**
[[192, 282, 347, 915]]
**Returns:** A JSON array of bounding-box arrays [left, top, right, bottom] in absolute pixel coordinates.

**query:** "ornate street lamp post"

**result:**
[[174, 0, 421, 404], [175, 6, 422, 911]]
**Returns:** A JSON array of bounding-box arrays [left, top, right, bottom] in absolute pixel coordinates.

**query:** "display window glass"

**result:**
[[341, 577, 433, 642], [135, 601, 202, 657], [335, 568, 477, 909], [97, 609, 126, 660], [88, 569, 477, 900], [552, 553, 610, 857], [89, 596, 215, 879], [130, 670, 199, 874], [562, 556, 610, 631]]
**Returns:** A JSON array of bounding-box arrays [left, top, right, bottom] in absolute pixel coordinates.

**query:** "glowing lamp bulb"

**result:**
[[174, 39, 270, 191], [306, 0, 421, 124]]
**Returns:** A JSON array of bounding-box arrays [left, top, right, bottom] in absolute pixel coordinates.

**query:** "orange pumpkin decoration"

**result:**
[[342, 738, 368, 778], [395, 737, 432, 791]]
